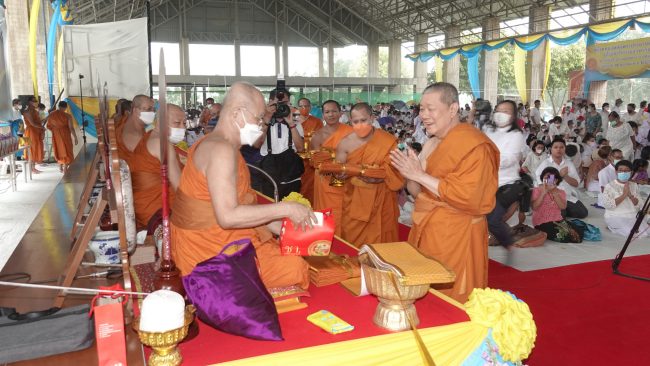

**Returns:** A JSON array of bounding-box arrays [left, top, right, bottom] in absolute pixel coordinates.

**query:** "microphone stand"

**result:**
[[612, 191, 650, 281], [79, 74, 87, 144]]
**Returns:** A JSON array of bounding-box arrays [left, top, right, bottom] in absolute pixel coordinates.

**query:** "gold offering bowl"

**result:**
[[361, 262, 430, 332], [133, 305, 196, 366], [329, 175, 345, 187]]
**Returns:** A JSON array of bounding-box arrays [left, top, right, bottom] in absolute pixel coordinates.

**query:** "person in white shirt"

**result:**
[[549, 116, 570, 140], [529, 100, 543, 127], [602, 160, 648, 237], [612, 98, 623, 114], [254, 88, 305, 198], [483, 100, 528, 247], [535, 138, 588, 218], [622, 103, 642, 124], [606, 111, 635, 161], [522, 140, 548, 181], [412, 114, 428, 144], [597, 148, 623, 207], [599, 103, 611, 136]]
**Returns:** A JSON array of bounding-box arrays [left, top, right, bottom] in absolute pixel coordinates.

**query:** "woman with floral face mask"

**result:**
[[483, 100, 528, 248], [602, 160, 649, 237], [605, 111, 635, 161]]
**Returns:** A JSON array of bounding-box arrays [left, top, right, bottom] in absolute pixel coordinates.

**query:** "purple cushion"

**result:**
[[182, 239, 282, 341]]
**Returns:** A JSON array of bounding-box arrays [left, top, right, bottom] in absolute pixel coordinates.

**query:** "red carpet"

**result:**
[[489, 255, 650, 365]]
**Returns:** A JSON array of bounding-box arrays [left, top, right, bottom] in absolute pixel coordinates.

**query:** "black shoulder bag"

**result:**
[[259, 122, 305, 199]]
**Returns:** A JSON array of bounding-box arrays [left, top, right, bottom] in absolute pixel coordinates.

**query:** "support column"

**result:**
[[327, 43, 334, 78], [481, 17, 500, 105], [368, 43, 379, 78], [318, 46, 325, 77], [282, 40, 289, 78], [388, 39, 401, 93], [588, 0, 614, 104], [180, 37, 190, 76], [233, 1, 241, 77], [527, 5, 550, 103], [444, 26, 460, 88], [6, 0, 32, 98], [414, 33, 428, 93]]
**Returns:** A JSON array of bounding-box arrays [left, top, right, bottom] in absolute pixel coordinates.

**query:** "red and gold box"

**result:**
[[280, 210, 334, 256]]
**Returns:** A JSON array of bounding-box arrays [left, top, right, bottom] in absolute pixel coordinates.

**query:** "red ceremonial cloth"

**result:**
[[150, 194, 467, 365]]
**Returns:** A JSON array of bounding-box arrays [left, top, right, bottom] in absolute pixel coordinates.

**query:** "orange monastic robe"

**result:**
[[170, 138, 309, 289], [408, 124, 499, 303], [46, 110, 74, 165], [341, 129, 404, 247], [312, 123, 353, 236], [23, 109, 44, 163], [299, 115, 323, 203], [128, 131, 175, 229]]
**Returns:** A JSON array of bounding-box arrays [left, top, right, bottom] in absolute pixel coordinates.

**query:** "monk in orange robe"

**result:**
[[390, 83, 499, 303], [116, 95, 155, 165], [335, 103, 404, 247], [310, 100, 353, 236], [297, 98, 323, 203], [171, 81, 311, 289], [46, 101, 78, 172], [198, 97, 215, 127], [128, 104, 184, 229], [22, 96, 45, 174]]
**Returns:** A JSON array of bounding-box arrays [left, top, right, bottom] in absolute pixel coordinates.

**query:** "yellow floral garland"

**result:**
[[282, 192, 312, 208], [464, 288, 537, 362]]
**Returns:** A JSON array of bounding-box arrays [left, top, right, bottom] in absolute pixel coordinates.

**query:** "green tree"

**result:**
[[498, 46, 516, 95], [544, 43, 586, 115]]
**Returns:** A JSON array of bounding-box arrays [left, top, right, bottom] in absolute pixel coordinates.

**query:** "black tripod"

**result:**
[[612, 191, 650, 281], [79, 74, 87, 144]]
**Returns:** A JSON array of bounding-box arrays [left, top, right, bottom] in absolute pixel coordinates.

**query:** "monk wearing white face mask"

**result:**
[[170, 81, 312, 290], [129, 103, 185, 229]]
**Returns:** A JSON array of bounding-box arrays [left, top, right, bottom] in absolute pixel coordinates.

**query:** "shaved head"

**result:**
[[132, 95, 152, 108], [222, 82, 264, 113], [167, 103, 186, 129]]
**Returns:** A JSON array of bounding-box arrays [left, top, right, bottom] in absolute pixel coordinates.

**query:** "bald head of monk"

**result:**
[[215, 81, 266, 146], [209, 103, 222, 120], [154, 104, 186, 133], [322, 100, 342, 127]]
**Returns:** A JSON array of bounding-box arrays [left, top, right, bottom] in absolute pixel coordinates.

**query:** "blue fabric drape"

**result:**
[[66, 98, 97, 138], [548, 29, 586, 45], [467, 54, 481, 99]]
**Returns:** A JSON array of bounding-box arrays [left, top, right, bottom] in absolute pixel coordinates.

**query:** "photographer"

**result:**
[[483, 100, 530, 248], [253, 86, 305, 199], [466, 98, 493, 130]]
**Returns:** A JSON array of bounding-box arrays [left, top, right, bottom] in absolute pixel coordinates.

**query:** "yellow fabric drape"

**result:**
[[435, 56, 443, 83], [514, 33, 546, 44], [588, 19, 630, 34], [67, 97, 120, 128], [514, 46, 528, 104], [541, 42, 551, 99], [219, 321, 487, 366], [57, 34, 64, 92], [29, 0, 41, 97], [440, 48, 459, 57]]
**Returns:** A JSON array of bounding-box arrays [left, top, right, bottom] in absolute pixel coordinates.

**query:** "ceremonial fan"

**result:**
[[154, 49, 184, 295]]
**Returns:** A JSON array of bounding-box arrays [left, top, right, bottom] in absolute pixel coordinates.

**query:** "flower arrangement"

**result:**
[[281, 192, 312, 208]]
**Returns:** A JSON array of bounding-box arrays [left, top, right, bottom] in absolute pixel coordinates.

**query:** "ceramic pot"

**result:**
[[89, 230, 121, 264]]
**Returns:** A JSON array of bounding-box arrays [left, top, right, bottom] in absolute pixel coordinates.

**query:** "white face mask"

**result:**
[[139, 111, 156, 125], [169, 127, 186, 144], [237, 111, 263, 146], [493, 112, 511, 127]]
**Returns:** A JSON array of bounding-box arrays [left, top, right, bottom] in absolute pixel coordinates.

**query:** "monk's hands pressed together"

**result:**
[[390, 147, 424, 181], [284, 202, 318, 232]]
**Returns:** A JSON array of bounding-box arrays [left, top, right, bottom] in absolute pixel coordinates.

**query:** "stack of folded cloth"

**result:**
[[305, 253, 362, 287]]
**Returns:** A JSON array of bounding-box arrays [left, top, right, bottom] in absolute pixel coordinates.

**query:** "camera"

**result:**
[[273, 76, 291, 119]]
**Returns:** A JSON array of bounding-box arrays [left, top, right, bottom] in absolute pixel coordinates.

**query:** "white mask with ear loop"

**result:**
[[236, 110, 264, 146], [139, 111, 156, 125], [169, 127, 186, 144]]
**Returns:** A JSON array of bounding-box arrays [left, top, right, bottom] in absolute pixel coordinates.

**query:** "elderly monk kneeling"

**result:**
[[170, 81, 313, 289]]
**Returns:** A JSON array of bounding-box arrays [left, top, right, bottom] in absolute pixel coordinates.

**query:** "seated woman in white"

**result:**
[[602, 160, 649, 237]]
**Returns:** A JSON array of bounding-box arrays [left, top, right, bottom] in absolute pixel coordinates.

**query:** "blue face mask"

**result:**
[[617, 171, 631, 182]]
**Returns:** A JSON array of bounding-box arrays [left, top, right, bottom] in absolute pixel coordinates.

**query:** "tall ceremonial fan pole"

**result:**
[[153, 49, 184, 296]]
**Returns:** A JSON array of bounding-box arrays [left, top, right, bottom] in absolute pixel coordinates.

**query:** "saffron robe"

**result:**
[[299, 115, 323, 203], [408, 124, 499, 303], [46, 110, 74, 165], [128, 131, 175, 230], [23, 109, 44, 163], [341, 130, 404, 247], [312, 123, 353, 236], [170, 138, 309, 289]]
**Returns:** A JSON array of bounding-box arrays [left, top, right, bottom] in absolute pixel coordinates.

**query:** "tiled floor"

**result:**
[[0, 135, 94, 271]]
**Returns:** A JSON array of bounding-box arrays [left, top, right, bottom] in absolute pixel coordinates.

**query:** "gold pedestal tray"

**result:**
[[361, 261, 430, 332], [133, 305, 196, 366]]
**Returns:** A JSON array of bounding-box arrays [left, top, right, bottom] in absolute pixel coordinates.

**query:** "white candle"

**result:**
[[140, 290, 185, 332]]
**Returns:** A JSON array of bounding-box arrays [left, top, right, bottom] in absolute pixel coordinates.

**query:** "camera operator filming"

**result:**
[[253, 77, 305, 199]]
